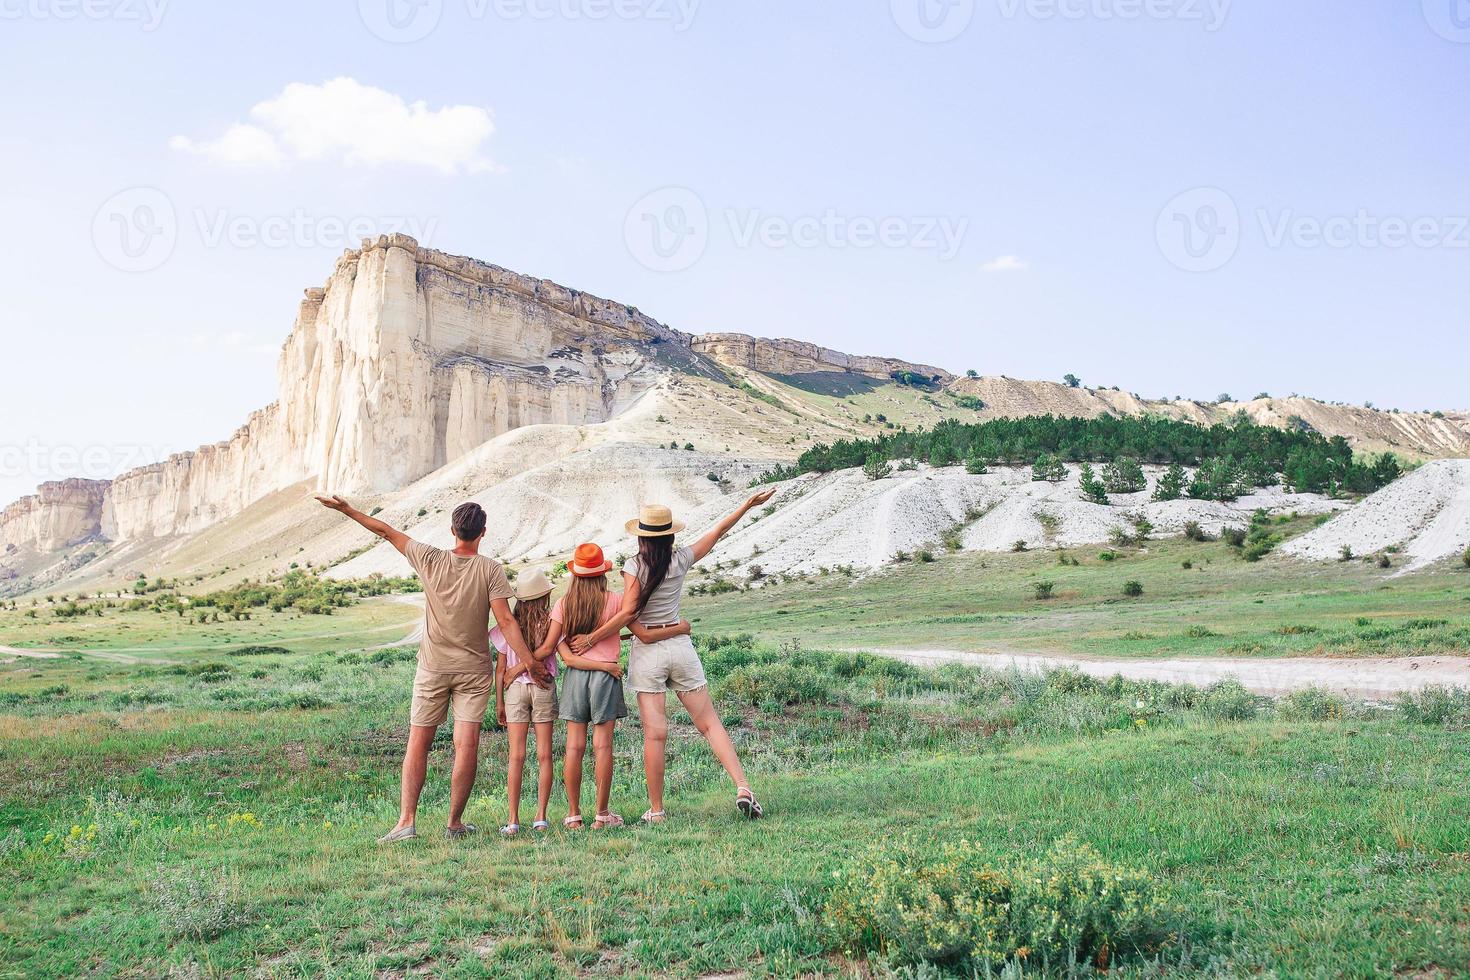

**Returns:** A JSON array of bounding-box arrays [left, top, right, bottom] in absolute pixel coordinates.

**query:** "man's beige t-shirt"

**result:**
[[405, 540, 513, 674]]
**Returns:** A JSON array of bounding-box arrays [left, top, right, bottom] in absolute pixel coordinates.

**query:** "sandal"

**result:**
[[736, 787, 763, 820], [640, 809, 667, 824], [563, 815, 584, 830], [499, 823, 520, 836], [531, 820, 550, 832], [593, 812, 625, 829]]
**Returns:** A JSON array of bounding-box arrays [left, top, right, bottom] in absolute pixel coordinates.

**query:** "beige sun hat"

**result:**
[[513, 569, 554, 601], [626, 503, 686, 537]]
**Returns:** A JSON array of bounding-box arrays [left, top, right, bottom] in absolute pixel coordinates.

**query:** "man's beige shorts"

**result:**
[[410, 669, 493, 727], [503, 681, 559, 724], [628, 634, 708, 694]]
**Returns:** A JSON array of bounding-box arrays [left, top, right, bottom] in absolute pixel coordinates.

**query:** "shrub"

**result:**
[[1098, 551, 1117, 562], [824, 837, 1171, 971], [1032, 453, 1069, 483], [1122, 580, 1143, 598], [1463, 546, 1470, 569], [916, 549, 935, 563], [964, 454, 989, 475], [718, 663, 835, 707], [862, 453, 892, 481], [1221, 526, 1247, 548], [1103, 456, 1147, 494], [1183, 520, 1210, 542], [1277, 687, 1345, 721], [1033, 581, 1056, 600], [1199, 679, 1260, 721], [1339, 544, 1355, 562], [1011, 539, 1028, 553], [1394, 686, 1470, 727], [1376, 554, 1392, 569], [149, 868, 246, 938]]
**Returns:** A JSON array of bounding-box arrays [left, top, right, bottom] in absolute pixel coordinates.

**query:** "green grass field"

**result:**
[[3, 569, 1470, 976], [688, 531, 1470, 660]]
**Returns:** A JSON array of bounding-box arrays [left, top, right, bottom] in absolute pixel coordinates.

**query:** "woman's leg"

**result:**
[[637, 692, 669, 813], [676, 686, 749, 791], [506, 722, 528, 827], [563, 722, 588, 821], [532, 720, 554, 823], [591, 719, 617, 816]]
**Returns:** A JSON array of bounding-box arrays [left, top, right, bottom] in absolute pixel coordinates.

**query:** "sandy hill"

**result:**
[[3, 236, 1468, 598]]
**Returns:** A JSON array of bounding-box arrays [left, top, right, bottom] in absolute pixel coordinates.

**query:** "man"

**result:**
[[315, 495, 538, 843]]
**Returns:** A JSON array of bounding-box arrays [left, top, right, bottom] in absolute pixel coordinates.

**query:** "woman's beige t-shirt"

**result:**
[[405, 540, 514, 674]]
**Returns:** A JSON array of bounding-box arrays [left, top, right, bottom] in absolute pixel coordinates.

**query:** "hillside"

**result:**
[[3, 235, 1468, 597]]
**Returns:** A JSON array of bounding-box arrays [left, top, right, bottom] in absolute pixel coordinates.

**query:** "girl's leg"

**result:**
[[591, 719, 617, 816], [637, 692, 669, 813], [563, 722, 588, 822], [676, 686, 749, 791], [533, 720, 555, 823], [506, 722, 528, 827]]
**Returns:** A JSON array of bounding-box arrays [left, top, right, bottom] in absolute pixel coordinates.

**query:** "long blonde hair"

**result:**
[[561, 574, 609, 638], [512, 593, 551, 651]]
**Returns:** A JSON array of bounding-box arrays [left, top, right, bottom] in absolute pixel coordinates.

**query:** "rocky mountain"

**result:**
[[3, 234, 1468, 596]]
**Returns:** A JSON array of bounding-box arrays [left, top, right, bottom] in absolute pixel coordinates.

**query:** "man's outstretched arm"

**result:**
[[314, 495, 411, 556]]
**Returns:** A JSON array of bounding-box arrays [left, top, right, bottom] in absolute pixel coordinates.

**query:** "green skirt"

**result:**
[[558, 668, 628, 725]]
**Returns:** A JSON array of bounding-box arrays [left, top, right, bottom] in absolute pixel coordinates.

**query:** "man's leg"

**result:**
[[448, 720, 481, 832], [637, 692, 669, 814], [393, 724, 436, 832]]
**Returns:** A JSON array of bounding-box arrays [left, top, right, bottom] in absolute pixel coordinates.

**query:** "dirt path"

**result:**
[[859, 646, 1470, 700]]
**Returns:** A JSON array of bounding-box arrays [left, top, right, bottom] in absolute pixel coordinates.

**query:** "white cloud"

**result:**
[[171, 78, 496, 175], [981, 255, 1029, 272]]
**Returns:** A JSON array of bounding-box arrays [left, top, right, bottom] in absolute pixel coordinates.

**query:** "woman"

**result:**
[[570, 490, 775, 823]]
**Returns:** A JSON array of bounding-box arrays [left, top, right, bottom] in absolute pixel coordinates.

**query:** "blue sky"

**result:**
[[2, 0, 1468, 507]]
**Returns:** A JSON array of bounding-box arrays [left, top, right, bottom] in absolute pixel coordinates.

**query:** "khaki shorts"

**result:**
[[411, 669, 493, 727], [628, 634, 707, 694], [503, 680, 559, 724]]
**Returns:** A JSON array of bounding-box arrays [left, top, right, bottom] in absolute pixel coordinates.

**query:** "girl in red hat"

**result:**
[[543, 542, 690, 829]]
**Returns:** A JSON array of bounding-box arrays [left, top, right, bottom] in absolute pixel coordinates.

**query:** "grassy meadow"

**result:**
[[1, 555, 1469, 976], [687, 527, 1470, 660]]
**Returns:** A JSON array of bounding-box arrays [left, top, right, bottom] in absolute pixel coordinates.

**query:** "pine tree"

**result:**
[[862, 453, 892, 481], [1079, 462, 1109, 504], [1152, 463, 1186, 501], [1102, 455, 1147, 494]]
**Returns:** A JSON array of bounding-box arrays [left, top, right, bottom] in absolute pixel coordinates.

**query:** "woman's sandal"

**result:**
[[593, 812, 625, 829], [640, 809, 667, 824], [531, 820, 550, 832], [736, 787, 763, 820], [563, 815, 584, 830], [499, 823, 520, 836]]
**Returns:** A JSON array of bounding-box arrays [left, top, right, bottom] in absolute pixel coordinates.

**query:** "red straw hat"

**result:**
[[569, 542, 613, 577]]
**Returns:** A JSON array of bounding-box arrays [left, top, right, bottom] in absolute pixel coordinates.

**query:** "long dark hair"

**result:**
[[633, 534, 675, 616]]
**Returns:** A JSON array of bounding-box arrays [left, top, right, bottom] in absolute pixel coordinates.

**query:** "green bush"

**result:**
[[824, 837, 1172, 970], [718, 662, 835, 707], [1199, 679, 1261, 721], [1463, 546, 1470, 569], [1079, 462, 1109, 504], [1102, 456, 1147, 494], [1122, 580, 1143, 598], [1394, 686, 1470, 727], [1032, 453, 1069, 483], [1277, 687, 1346, 721], [1033, 581, 1056, 600]]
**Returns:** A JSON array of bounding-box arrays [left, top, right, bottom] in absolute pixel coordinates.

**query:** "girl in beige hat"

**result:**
[[570, 489, 775, 822], [491, 569, 558, 834]]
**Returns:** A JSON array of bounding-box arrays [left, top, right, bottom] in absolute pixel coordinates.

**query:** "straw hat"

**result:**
[[569, 542, 614, 577], [625, 503, 685, 538], [513, 569, 554, 601]]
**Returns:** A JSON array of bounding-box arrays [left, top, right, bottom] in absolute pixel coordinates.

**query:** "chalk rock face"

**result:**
[[0, 479, 108, 553], [9, 235, 687, 551], [692, 332, 951, 383]]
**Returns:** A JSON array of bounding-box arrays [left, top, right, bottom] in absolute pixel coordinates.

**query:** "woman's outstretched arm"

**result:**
[[690, 489, 775, 563]]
